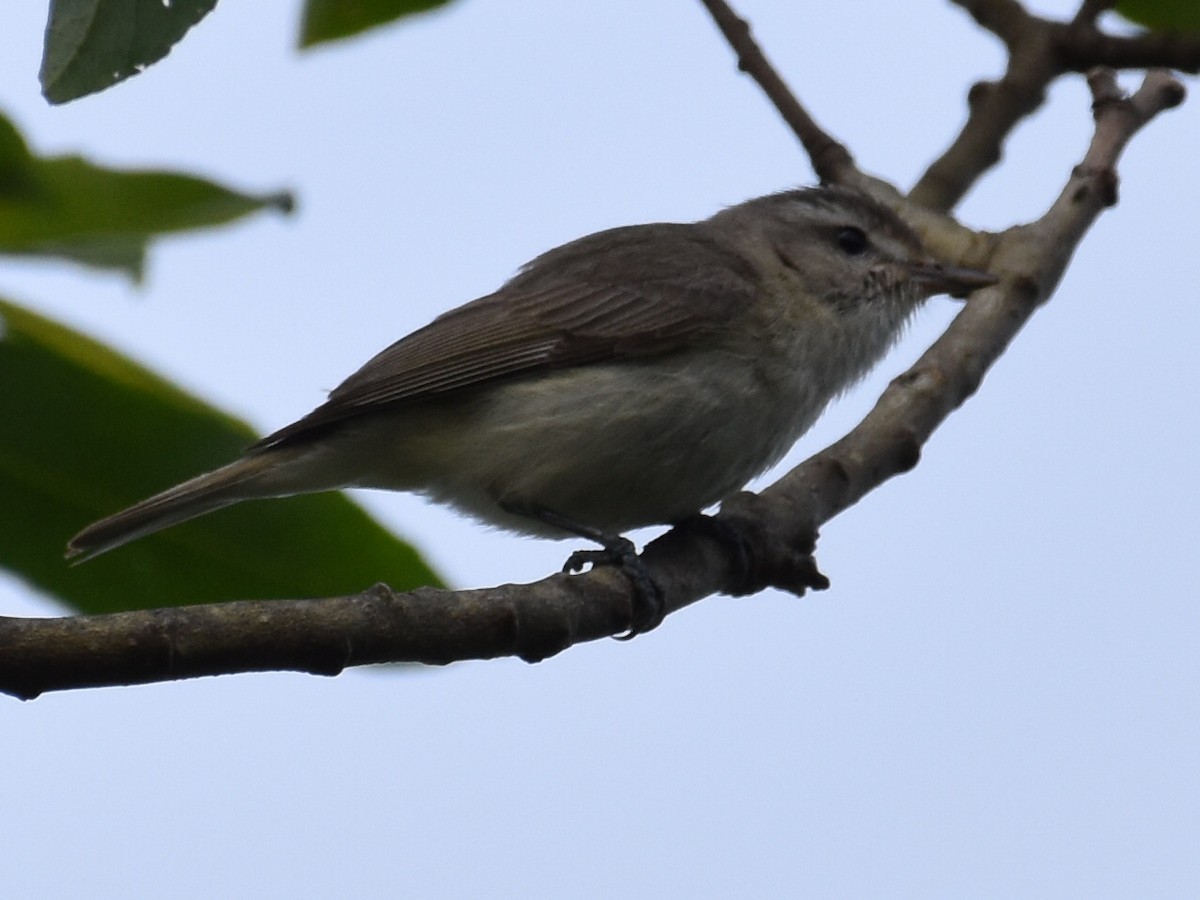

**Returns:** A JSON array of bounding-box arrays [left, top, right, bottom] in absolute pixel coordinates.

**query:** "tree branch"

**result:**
[[912, 0, 1200, 212], [0, 67, 1182, 700], [0, 510, 795, 700], [695, 0, 856, 183], [913, 0, 1059, 212], [1058, 25, 1200, 75]]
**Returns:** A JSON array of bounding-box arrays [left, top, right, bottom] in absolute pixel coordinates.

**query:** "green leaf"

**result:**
[[0, 111, 293, 282], [299, 0, 459, 49], [0, 298, 444, 615], [1114, 0, 1200, 31], [41, 0, 220, 104]]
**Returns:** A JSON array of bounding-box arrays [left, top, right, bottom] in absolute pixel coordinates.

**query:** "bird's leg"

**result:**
[[500, 501, 665, 637]]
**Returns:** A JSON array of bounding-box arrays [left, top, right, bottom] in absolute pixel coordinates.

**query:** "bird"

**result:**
[[67, 186, 994, 578]]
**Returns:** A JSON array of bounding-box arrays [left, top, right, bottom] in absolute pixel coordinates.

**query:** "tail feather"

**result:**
[[67, 453, 282, 562]]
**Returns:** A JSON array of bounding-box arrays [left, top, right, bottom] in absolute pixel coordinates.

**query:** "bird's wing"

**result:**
[[253, 223, 757, 450]]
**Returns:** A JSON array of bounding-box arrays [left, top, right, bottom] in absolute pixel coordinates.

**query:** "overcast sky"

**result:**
[[2, 2, 1197, 897]]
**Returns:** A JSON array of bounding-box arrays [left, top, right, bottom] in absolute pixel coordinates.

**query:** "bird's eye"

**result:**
[[836, 226, 868, 256]]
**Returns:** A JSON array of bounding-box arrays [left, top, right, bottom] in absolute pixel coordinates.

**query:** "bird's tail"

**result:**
[[66, 452, 285, 562]]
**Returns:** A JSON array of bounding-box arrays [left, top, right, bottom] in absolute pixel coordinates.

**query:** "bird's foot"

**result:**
[[562, 535, 664, 639], [502, 501, 664, 638]]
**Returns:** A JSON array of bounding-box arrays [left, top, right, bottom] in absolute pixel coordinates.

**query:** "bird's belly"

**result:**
[[342, 352, 825, 536]]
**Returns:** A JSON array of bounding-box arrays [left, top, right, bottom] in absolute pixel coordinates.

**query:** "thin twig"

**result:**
[[914, 0, 1199, 212], [912, 1, 1057, 211], [695, 0, 856, 183]]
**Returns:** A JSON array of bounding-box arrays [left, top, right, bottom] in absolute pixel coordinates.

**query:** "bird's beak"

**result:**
[[909, 261, 997, 300]]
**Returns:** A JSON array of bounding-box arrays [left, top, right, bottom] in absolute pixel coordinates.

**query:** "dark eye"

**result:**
[[836, 226, 868, 255]]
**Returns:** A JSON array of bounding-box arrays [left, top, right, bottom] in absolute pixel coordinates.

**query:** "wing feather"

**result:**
[[254, 223, 757, 449]]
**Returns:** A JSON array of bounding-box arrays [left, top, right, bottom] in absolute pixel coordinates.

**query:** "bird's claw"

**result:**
[[564, 538, 664, 638]]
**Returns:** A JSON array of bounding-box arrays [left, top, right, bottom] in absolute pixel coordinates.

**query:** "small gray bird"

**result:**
[[68, 186, 993, 564]]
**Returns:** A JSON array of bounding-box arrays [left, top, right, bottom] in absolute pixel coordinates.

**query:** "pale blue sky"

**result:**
[[1, 2, 1197, 897]]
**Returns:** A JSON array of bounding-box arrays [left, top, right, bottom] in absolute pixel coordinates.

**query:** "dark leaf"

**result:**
[[41, 0, 221, 104], [1114, 0, 1200, 31], [0, 299, 444, 614], [299, 0, 458, 49], [0, 111, 292, 282]]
